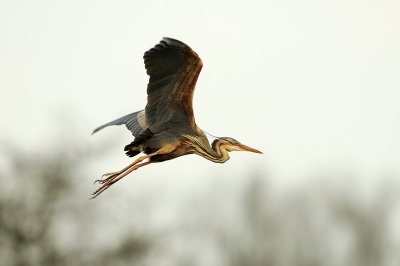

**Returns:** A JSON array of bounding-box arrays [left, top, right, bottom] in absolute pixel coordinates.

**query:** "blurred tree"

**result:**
[[1, 139, 399, 266], [0, 146, 152, 266], [176, 175, 400, 266], [218, 176, 400, 266]]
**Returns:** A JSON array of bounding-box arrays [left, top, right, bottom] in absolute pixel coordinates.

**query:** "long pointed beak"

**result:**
[[239, 144, 263, 154]]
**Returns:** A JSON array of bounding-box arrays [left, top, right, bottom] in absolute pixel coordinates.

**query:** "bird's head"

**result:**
[[216, 137, 263, 154]]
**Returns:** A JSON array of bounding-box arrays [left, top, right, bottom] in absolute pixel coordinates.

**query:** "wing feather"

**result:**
[[144, 37, 203, 133], [92, 38, 202, 138], [92, 110, 147, 137]]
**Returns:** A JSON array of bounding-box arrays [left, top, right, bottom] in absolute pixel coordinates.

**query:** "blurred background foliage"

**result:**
[[0, 137, 399, 266], [1, 1, 400, 265]]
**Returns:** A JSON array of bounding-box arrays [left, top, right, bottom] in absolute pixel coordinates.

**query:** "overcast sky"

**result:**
[[1, 0, 399, 192]]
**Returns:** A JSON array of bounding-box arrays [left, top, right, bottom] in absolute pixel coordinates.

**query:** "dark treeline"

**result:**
[[0, 144, 399, 266]]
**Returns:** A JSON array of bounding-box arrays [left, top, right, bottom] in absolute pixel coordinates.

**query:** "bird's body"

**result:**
[[92, 38, 261, 198]]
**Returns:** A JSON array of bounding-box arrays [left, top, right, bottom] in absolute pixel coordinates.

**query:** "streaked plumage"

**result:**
[[92, 38, 261, 198]]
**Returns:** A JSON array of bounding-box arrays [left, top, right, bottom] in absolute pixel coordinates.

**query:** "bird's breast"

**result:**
[[148, 138, 193, 163]]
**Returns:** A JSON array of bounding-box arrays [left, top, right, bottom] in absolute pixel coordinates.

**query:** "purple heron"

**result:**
[[92, 38, 262, 198]]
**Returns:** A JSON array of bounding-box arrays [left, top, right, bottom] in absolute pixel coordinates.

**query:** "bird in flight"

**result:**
[[91, 38, 262, 198]]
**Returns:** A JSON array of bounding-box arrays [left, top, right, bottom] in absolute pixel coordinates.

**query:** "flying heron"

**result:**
[[92, 38, 262, 198]]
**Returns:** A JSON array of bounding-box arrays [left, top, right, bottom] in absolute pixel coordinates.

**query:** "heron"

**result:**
[[91, 38, 262, 198]]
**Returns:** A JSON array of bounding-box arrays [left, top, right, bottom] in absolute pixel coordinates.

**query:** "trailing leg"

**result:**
[[91, 144, 176, 199]]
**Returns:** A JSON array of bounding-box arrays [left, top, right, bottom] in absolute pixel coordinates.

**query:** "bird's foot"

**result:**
[[91, 160, 153, 199], [91, 183, 110, 199], [94, 171, 120, 184], [91, 171, 123, 199]]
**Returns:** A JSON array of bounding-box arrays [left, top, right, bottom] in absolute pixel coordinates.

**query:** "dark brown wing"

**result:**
[[144, 37, 203, 134]]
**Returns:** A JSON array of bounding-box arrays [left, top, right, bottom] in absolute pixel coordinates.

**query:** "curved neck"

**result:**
[[211, 139, 230, 163], [192, 138, 230, 163]]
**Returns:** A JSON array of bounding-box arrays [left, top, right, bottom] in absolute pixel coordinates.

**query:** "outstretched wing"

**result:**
[[144, 37, 203, 133], [92, 110, 147, 137]]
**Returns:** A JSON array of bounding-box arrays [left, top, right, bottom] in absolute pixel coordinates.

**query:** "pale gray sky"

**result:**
[[1, 0, 399, 191]]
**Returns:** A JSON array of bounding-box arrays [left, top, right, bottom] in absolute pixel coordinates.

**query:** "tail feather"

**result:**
[[124, 149, 140, 157], [124, 129, 153, 157]]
